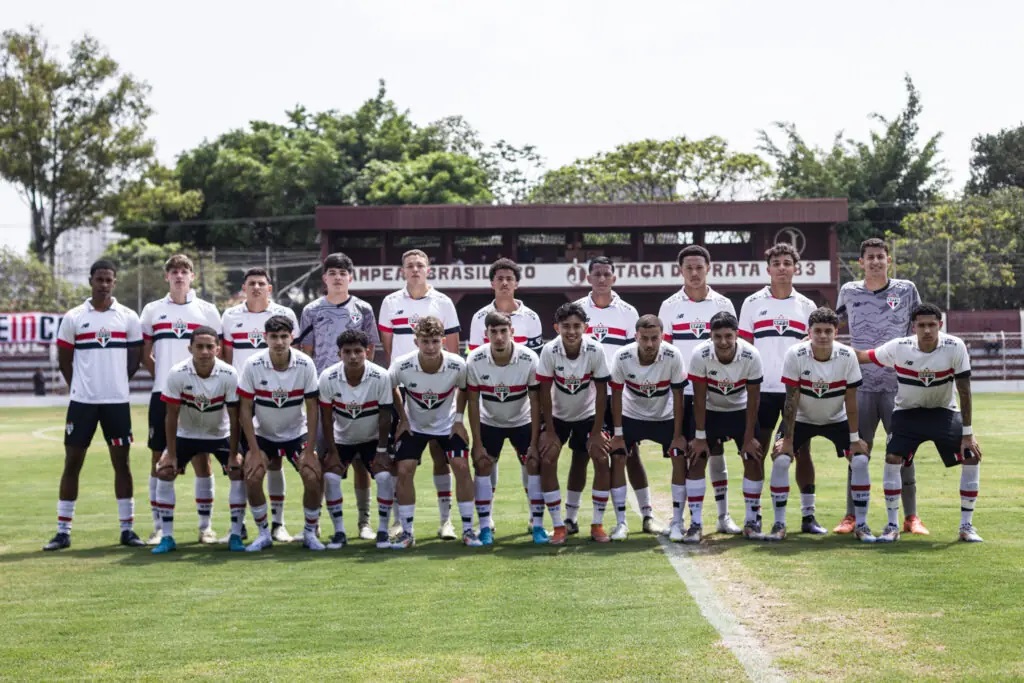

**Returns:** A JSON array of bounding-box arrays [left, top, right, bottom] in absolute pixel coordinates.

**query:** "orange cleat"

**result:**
[[590, 524, 610, 543], [903, 515, 930, 535], [833, 515, 856, 534], [550, 526, 568, 545]]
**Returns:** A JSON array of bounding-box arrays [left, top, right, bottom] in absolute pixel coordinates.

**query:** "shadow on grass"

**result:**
[[666, 531, 967, 559]]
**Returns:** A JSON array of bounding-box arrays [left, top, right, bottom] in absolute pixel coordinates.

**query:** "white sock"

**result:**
[[686, 478, 707, 527], [251, 504, 270, 534], [355, 486, 371, 527], [303, 507, 320, 535], [611, 486, 628, 525], [770, 455, 791, 526], [671, 483, 685, 525], [528, 475, 545, 527], [433, 474, 452, 523], [375, 471, 394, 533], [592, 489, 609, 526], [398, 503, 415, 535], [543, 489, 564, 527], [116, 498, 134, 532], [475, 476, 493, 529], [708, 455, 729, 518], [882, 462, 903, 527], [565, 489, 582, 523], [849, 454, 871, 526], [155, 479, 176, 537], [195, 475, 214, 531], [635, 486, 653, 518], [149, 476, 161, 532], [228, 479, 246, 537], [960, 463, 980, 526], [800, 490, 816, 518], [324, 472, 345, 534], [267, 468, 286, 526], [458, 500, 475, 533], [57, 499, 76, 534], [742, 478, 763, 524]]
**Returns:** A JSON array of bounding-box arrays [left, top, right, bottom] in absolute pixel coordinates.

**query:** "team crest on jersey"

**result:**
[[248, 328, 264, 347], [271, 387, 288, 407], [591, 323, 608, 341], [886, 293, 900, 310], [772, 315, 789, 334], [172, 319, 188, 338], [690, 319, 707, 338], [494, 384, 511, 401], [564, 374, 582, 393], [194, 393, 210, 411], [718, 378, 735, 394], [349, 311, 362, 325], [639, 381, 657, 398], [811, 380, 829, 397], [65, 422, 74, 435], [408, 314, 420, 330], [96, 327, 111, 347], [918, 368, 935, 386], [422, 390, 439, 408], [346, 401, 363, 418]]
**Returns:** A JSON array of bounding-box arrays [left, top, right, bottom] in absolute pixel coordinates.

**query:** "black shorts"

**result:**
[[338, 440, 378, 475], [175, 437, 232, 474], [601, 395, 616, 433], [147, 392, 167, 451], [706, 409, 756, 454], [64, 401, 133, 449], [552, 417, 595, 455], [792, 420, 850, 458], [758, 392, 787, 434], [241, 434, 307, 472], [479, 423, 532, 463], [682, 395, 696, 440], [622, 416, 676, 457], [887, 408, 965, 468], [394, 432, 469, 464]]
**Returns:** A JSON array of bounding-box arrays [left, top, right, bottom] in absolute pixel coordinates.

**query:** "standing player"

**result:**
[[44, 260, 145, 551], [772, 308, 874, 542], [151, 327, 241, 554], [687, 312, 764, 542], [140, 254, 223, 545], [607, 316, 688, 542], [236, 316, 321, 552], [853, 304, 982, 543], [536, 302, 611, 545], [318, 330, 394, 549], [388, 316, 472, 549], [467, 258, 544, 526], [738, 243, 822, 534], [378, 249, 462, 540], [466, 311, 542, 546], [833, 238, 925, 535], [222, 267, 300, 542], [297, 252, 379, 541], [658, 245, 741, 535], [574, 257, 663, 534]]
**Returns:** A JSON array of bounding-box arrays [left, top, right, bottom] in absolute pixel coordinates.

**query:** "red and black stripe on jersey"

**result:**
[[669, 321, 711, 342], [783, 376, 860, 400], [405, 386, 456, 410], [226, 331, 265, 350], [389, 317, 460, 336], [691, 375, 751, 397], [619, 378, 672, 400], [329, 399, 380, 420], [544, 372, 597, 396], [893, 365, 959, 388], [472, 383, 529, 404], [585, 325, 630, 346], [749, 319, 807, 340], [237, 387, 314, 410], [149, 321, 203, 342], [65, 330, 140, 350], [171, 392, 229, 413]]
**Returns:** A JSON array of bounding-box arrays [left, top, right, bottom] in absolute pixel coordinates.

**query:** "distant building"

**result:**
[[53, 221, 123, 286]]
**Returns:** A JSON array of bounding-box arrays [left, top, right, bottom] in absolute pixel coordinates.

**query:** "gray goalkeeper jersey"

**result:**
[[297, 295, 380, 373], [836, 278, 921, 393]]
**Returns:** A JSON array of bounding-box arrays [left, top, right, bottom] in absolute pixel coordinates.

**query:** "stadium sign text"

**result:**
[[348, 260, 830, 291], [0, 312, 63, 344]]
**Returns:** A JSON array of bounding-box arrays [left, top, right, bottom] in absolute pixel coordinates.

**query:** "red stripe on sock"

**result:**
[[436, 491, 451, 498], [474, 499, 492, 505], [851, 485, 871, 491], [269, 496, 285, 502], [377, 498, 393, 504], [229, 504, 246, 509], [743, 492, 761, 499], [884, 489, 902, 495], [712, 480, 727, 487], [326, 498, 342, 506], [960, 490, 978, 498], [770, 486, 789, 493], [195, 498, 213, 503], [687, 497, 704, 502], [58, 516, 73, 521]]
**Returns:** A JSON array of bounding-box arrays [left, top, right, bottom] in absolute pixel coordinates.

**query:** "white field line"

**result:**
[[31, 425, 66, 443], [627, 490, 788, 683]]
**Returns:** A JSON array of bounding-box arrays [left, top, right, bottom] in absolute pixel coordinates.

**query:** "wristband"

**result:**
[[962, 425, 973, 436], [376, 447, 388, 453], [694, 430, 707, 440], [849, 432, 860, 444], [613, 426, 624, 437], [455, 411, 465, 420]]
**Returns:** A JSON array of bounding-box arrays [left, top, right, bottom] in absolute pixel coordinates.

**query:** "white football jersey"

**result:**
[[56, 298, 143, 404], [389, 350, 467, 436], [609, 342, 687, 421], [140, 290, 223, 393], [781, 341, 863, 425], [237, 349, 319, 441], [658, 286, 735, 395], [468, 300, 544, 352], [688, 339, 764, 412], [466, 343, 539, 428], [221, 301, 299, 369], [868, 333, 970, 412], [378, 287, 461, 362], [318, 360, 393, 445], [574, 291, 639, 366], [738, 286, 817, 394], [536, 336, 610, 423], [162, 358, 239, 440]]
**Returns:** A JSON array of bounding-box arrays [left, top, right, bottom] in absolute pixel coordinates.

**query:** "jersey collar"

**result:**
[[487, 342, 521, 365], [164, 289, 196, 304], [586, 290, 619, 309], [403, 285, 435, 301], [84, 296, 119, 311], [677, 285, 716, 303]]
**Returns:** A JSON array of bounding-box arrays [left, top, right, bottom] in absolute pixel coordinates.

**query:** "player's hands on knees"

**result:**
[[773, 437, 794, 459], [372, 449, 392, 475], [590, 429, 610, 455], [742, 436, 763, 460], [668, 435, 688, 459], [156, 450, 176, 477], [961, 435, 982, 461], [539, 431, 560, 457], [451, 422, 469, 444], [243, 449, 268, 481], [298, 450, 322, 482], [607, 434, 626, 456], [849, 439, 869, 457], [690, 437, 709, 459], [321, 447, 342, 473]]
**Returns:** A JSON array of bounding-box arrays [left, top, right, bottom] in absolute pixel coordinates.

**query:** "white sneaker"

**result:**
[[610, 522, 629, 541], [389, 521, 403, 539], [716, 514, 742, 535], [959, 524, 983, 543], [437, 519, 457, 540], [682, 523, 703, 544], [303, 532, 325, 551], [642, 516, 666, 535], [358, 523, 375, 541], [669, 522, 684, 542], [271, 525, 293, 543], [854, 523, 876, 543], [877, 523, 900, 543], [245, 533, 273, 552], [146, 529, 163, 546], [198, 527, 219, 544]]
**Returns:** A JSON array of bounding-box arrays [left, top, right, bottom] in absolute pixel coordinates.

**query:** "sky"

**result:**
[[2, 0, 1022, 252]]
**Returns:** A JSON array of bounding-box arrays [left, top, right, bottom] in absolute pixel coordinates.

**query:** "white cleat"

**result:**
[[716, 514, 742, 535], [669, 522, 685, 543], [245, 533, 274, 552], [198, 527, 219, 544], [877, 523, 900, 543], [854, 524, 877, 543], [682, 523, 703, 544], [271, 525, 293, 543], [610, 522, 629, 541], [146, 529, 163, 546], [766, 522, 787, 542], [358, 523, 375, 541], [303, 532, 325, 551], [437, 519, 457, 541], [389, 521, 403, 539], [642, 516, 666, 535], [958, 524, 984, 543]]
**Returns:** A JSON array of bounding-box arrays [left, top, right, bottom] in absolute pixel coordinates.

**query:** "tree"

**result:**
[[759, 76, 947, 251], [0, 247, 87, 310], [102, 238, 230, 309], [888, 188, 1024, 310], [529, 136, 772, 203], [967, 124, 1024, 195], [0, 27, 155, 266], [364, 152, 493, 205]]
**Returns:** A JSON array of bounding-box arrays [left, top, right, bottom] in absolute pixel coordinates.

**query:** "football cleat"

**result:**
[[358, 523, 375, 541], [549, 526, 568, 546], [531, 526, 550, 544], [271, 524, 293, 543], [151, 536, 177, 554], [437, 519, 457, 541], [958, 524, 983, 543], [389, 520, 403, 539], [766, 522, 787, 541], [610, 522, 629, 542], [303, 532, 326, 551], [565, 519, 580, 536], [716, 514, 742, 535], [376, 530, 391, 549], [876, 523, 900, 543], [742, 520, 765, 541], [198, 527, 219, 544], [801, 515, 827, 535], [146, 529, 164, 546], [462, 530, 483, 547], [854, 524, 876, 543], [245, 533, 273, 552], [390, 531, 415, 549], [668, 522, 685, 542], [642, 516, 667, 535], [903, 515, 930, 535], [120, 530, 146, 547], [833, 514, 856, 534], [326, 532, 348, 550], [479, 527, 494, 546], [227, 534, 246, 552], [42, 532, 71, 551], [682, 523, 703, 544], [590, 524, 610, 543]]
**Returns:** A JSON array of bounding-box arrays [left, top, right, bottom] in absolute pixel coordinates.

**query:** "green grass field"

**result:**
[[2, 395, 1023, 682]]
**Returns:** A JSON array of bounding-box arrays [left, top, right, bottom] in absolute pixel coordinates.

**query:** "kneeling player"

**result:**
[[152, 327, 241, 554], [389, 316, 473, 549], [466, 312, 541, 546], [687, 312, 764, 542], [854, 303, 983, 543], [318, 329, 393, 549], [237, 315, 322, 552], [608, 315, 687, 541], [773, 308, 874, 543]]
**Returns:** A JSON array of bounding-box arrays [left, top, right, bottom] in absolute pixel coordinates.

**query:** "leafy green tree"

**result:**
[[0, 27, 155, 265], [364, 152, 493, 204], [967, 124, 1024, 195], [0, 247, 87, 310], [102, 238, 229, 309]]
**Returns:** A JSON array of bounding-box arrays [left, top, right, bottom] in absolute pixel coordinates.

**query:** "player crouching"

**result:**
[[152, 327, 242, 554], [237, 315, 323, 552]]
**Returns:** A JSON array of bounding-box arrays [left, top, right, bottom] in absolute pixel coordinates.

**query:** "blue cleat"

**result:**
[[531, 526, 550, 545], [152, 536, 177, 554], [479, 527, 494, 546], [227, 534, 245, 552]]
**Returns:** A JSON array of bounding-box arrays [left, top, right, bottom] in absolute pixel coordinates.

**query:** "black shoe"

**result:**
[[120, 529, 146, 547], [565, 519, 580, 535], [327, 532, 348, 550], [801, 515, 827, 535], [43, 532, 71, 551]]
